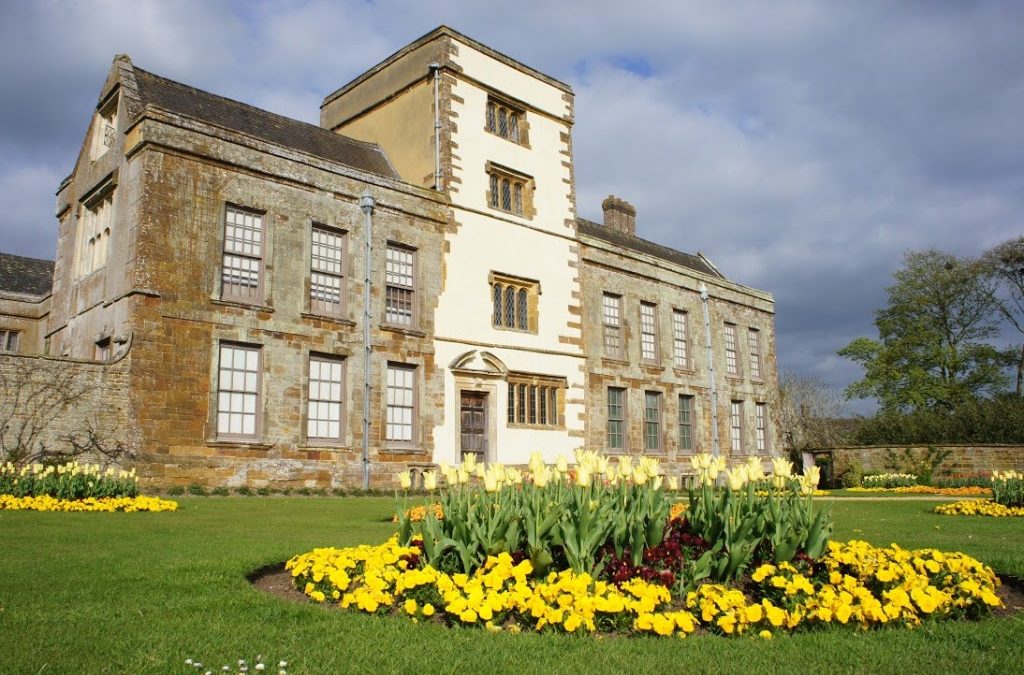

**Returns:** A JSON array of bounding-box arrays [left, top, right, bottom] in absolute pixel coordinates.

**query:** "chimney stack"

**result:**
[[602, 195, 636, 236]]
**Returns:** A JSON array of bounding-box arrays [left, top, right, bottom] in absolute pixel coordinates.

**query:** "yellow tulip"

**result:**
[[422, 470, 437, 491], [396, 470, 412, 490]]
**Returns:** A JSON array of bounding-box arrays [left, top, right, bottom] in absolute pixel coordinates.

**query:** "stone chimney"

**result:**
[[602, 195, 636, 235]]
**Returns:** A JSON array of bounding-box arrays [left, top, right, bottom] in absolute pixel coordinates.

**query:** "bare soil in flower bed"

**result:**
[[248, 560, 1024, 621]]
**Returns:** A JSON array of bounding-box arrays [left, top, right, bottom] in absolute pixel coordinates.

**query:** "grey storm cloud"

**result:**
[[2, 1, 1022, 412]]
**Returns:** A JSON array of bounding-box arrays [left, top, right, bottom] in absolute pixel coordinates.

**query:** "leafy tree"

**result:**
[[838, 249, 1007, 412], [981, 236, 1024, 395]]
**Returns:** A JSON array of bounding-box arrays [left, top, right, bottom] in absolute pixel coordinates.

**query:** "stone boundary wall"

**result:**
[[830, 445, 1024, 478], [0, 347, 134, 463]]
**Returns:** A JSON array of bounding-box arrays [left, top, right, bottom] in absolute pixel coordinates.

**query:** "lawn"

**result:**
[[1, 497, 1021, 674]]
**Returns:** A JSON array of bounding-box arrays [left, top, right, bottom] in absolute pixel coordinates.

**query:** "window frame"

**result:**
[[385, 362, 418, 446], [644, 390, 663, 452], [485, 96, 526, 145], [678, 394, 695, 453], [220, 204, 266, 305], [309, 224, 347, 318], [730, 399, 744, 454], [383, 242, 418, 328], [0, 329, 20, 353], [75, 183, 115, 280], [639, 302, 659, 364], [507, 373, 564, 429], [607, 386, 626, 450], [602, 293, 624, 359], [672, 309, 691, 370], [755, 402, 768, 453], [215, 342, 263, 442], [307, 353, 347, 444], [486, 163, 532, 218], [724, 323, 740, 377], [748, 327, 763, 380], [490, 272, 539, 333]]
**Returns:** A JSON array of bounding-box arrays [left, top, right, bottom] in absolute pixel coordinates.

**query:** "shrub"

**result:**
[[234, 486, 253, 496], [166, 485, 185, 496], [186, 483, 207, 497], [840, 460, 863, 488], [211, 486, 230, 497], [256, 486, 272, 496], [297, 487, 312, 497]]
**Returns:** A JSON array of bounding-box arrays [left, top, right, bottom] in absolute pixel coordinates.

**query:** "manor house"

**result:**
[[0, 27, 778, 488]]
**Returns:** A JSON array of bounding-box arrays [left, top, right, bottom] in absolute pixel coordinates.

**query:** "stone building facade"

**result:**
[[1, 26, 778, 487]]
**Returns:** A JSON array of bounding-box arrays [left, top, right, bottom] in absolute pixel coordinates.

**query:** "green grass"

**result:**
[[1, 498, 1022, 674]]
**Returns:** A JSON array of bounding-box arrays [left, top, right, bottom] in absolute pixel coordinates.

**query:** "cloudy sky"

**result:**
[[2, 1, 1022, 411]]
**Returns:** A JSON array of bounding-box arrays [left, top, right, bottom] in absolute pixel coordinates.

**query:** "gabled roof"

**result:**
[[576, 218, 725, 279], [129, 65, 400, 180], [0, 252, 54, 298]]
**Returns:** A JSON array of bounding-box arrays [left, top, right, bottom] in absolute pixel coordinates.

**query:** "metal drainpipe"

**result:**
[[429, 63, 442, 191], [700, 283, 720, 457], [360, 190, 376, 490]]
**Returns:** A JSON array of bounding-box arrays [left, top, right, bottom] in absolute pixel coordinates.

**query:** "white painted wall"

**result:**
[[430, 38, 584, 466]]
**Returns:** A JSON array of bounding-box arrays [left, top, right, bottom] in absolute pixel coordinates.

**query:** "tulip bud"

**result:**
[[668, 476, 679, 491], [556, 455, 568, 474], [463, 453, 477, 474]]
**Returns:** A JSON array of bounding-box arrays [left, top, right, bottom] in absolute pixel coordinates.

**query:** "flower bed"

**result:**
[[0, 494, 178, 512], [863, 473, 918, 489], [847, 486, 992, 497], [935, 499, 1024, 517], [286, 536, 1003, 636], [0, 461, 176, 512]]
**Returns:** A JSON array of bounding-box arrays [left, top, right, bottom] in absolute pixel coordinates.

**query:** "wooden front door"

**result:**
[[460, 391, 488, 461]]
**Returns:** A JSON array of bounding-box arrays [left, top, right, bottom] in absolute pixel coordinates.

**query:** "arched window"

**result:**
[[498, 108, 508, 137], [509, 113, 520, 143], [489, 173, 499, 209], [517, 288, 528, 329], [513, 184, 523, 215]]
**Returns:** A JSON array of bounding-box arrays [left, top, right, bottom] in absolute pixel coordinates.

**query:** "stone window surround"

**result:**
[[485, 161, 535, 220], [75, 176, 116, 281], [489, 271, 540, 334], [484, 95, 530, 147], [89, 89, 119, 162]]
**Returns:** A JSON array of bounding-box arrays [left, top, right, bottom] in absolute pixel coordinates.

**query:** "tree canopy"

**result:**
[[838, 249, 1007, 412]]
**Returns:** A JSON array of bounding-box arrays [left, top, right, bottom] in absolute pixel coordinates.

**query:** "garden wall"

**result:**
[[0, 347, 134, 462], [830, 445, 1024, 478]]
